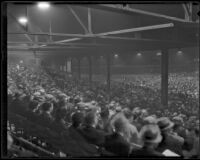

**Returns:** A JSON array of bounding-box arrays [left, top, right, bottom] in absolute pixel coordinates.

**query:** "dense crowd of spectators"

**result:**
[[7, 62, 199, 158]]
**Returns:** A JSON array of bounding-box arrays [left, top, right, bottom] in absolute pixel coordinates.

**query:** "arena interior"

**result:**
[[3, 2, 200, 158]]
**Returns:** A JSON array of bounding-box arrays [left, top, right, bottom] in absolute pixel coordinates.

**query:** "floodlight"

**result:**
[[37, 2, 50, 10], [156, 52, 162, 56], [18, 17, 28, 25], [114, 54, 119, 58], [177, 50, 183, 56]]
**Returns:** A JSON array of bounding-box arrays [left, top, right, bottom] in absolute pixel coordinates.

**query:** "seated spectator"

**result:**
[[104, 116, 131, 156], [156, 117, 184, 156], [79, 111, 107, 146], [130, 124, 164, 157]]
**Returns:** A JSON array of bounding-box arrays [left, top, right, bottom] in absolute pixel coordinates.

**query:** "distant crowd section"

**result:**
[[7, 62, 199, 158]]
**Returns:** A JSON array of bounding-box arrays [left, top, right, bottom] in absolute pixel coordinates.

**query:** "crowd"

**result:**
[[7, 62, 199, 158]]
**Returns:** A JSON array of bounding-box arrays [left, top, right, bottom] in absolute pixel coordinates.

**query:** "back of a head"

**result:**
[[113, 116, 129, 134], [71, 111, 84, 128], [55, 107, 68, 121], [28, 100, 39, 112], [41, 102, 53, 112], [123, 109, 133, 120], [100, 108, 109, 119], [84, 111, 97, 127]]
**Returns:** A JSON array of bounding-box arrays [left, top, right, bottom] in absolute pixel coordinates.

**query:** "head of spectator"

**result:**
[[28, 100, 39, 112], [113, 116, 129, 137], [54, 107, 68, 123], [123, 108, 134, 123], [100, 108, 110, 120], [139, 124, 162, 148], [143, 116, 157, 125], [84, 111, 99, 128], [157, 117, 174, 134], [71, 111, 84, 128], [40, 102, 54, 115]]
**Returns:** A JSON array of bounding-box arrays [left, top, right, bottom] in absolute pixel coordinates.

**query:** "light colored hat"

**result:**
[[34, 92, 41, 96], [143, 116, 157, 124], [140, 124, 162, 144]]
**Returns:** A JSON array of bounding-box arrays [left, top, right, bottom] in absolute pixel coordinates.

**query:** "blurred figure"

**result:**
[[104, 116, 131, 156], [130, 124, 164, 157], [183, 128, 200, 158], [156, 117, 184, 156], [79, 111, 107, 146]]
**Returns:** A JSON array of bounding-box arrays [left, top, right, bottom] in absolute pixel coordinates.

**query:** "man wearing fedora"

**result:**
[[130, 124, 164, 157], [156, 117, 184, 156]]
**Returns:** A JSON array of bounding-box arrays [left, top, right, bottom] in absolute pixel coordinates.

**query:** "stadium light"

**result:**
[[177, 50, 183, 56], [114, 54, 119, 58], [156, 52, 162, 56], [18, 17, 28, 25], [137, 53, 142, 57], [37, 2, 50, 10]]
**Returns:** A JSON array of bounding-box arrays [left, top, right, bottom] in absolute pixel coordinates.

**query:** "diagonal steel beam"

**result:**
[[95, 23, 174, 36], [182, 4, 190, 21], [68, 5, 89, 34]]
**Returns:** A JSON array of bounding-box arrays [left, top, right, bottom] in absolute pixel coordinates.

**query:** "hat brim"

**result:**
[[161, 122, 174, 131], [144, 134, 162, 144]]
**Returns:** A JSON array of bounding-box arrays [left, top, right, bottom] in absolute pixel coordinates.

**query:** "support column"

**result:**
[[78, 58, 81, 80], [88, 56, 92, 87], [161, 49, 169, 107], [106, 54, 111, 99]]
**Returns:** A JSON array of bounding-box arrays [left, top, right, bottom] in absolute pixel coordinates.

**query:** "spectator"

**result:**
[[104, 116, 131, 156], [130, 124, 164, 157], [156, 117, 184, 156], [79, 111, 107, 146]]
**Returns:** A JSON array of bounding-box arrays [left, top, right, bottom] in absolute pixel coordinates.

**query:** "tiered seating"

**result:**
[[8, 111, 102, 157]]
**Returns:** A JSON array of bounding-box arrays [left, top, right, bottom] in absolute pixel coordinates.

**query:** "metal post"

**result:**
[[106, 54, 111, 99], [26, 5, 28, 32], [88, 56, 92, 87], [78, 58, 81, 80], [161, 49, 168, 107]]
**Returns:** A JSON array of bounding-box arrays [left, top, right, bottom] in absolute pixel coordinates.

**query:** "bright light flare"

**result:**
[[114, 54, 119, 58], [18, 17, 28, 25], [156, 52, 162, 56], [37, 2, 50, 10], [177, 50, 183, 56], [137, 53, 142, 56]]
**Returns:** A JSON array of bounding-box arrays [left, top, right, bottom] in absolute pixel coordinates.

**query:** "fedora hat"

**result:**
[[157, 117, 174, 131], [140, 124, 162, 144]]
